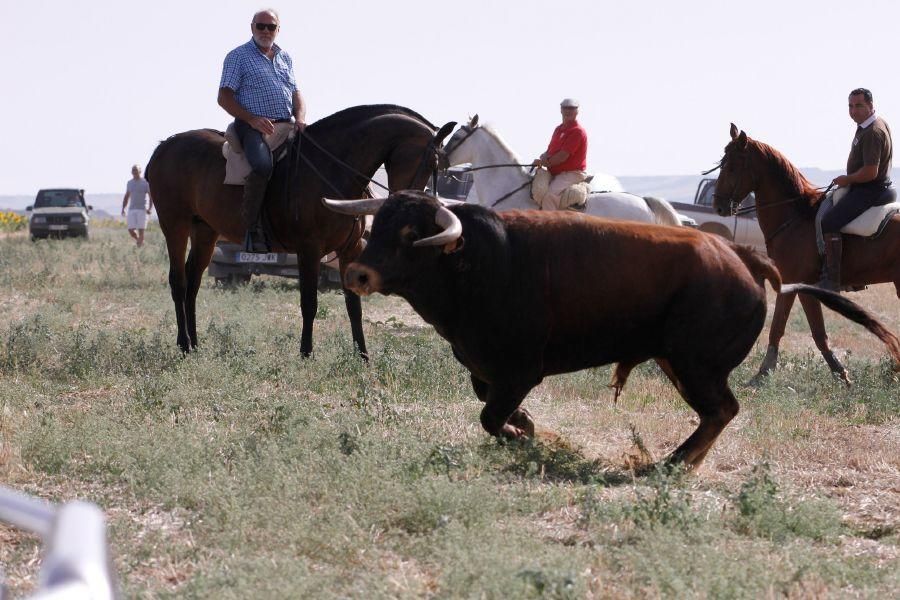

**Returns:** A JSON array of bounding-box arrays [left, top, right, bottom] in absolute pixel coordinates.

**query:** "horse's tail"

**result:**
[[642, 196, 681, 227], [781, 283, 900, 369], [730, 244, 782, 291]]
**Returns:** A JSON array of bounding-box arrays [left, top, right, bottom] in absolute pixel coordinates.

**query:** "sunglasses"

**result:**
[[254, 23, 278, 32]]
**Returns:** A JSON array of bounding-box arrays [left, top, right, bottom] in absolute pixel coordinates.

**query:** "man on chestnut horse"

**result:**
[[217, 8, 306, 253], [819, 88, 894, 290]]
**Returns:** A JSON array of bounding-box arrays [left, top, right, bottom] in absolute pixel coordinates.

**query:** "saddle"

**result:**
[[531, 169, 592, 210], [222, 122, 295, 185], [815, 186, 900, 254]]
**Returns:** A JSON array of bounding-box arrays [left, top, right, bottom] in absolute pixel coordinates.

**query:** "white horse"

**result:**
[[441, 116, 681, 226]]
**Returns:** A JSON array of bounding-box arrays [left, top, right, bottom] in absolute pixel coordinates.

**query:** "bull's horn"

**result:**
[[321, 197, 385, 215], [413, 205, 463, 247]]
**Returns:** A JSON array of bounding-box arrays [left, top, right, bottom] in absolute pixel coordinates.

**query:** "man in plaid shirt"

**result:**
[[218, 8, 307, 252]]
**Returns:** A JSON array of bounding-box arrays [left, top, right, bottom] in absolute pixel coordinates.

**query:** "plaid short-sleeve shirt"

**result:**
[[219, 39, 297, 120]]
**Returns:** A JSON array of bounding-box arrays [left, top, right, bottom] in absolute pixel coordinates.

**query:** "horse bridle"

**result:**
[[707, 148, 833, 245], [709, 151, 755, 216], [440, 125, 479, 167], [439, 124, 537, 208]]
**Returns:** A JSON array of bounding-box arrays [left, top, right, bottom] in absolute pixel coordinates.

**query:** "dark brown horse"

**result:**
[[146, 104, 455, 355], [712, 123, 900, 383]]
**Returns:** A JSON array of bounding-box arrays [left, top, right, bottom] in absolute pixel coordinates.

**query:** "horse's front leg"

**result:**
[[749, 291, 796, 386], [342, 289, 368, 360], [798, 294, 851, 384], [297, 252, 321, 357], [338, 243, 369, 360]]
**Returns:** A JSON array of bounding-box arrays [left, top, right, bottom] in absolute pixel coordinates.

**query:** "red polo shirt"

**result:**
[[546, 121, 588, 175]]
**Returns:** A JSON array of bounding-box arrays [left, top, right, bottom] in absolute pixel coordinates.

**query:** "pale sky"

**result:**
[[2, 0, 898, 197]]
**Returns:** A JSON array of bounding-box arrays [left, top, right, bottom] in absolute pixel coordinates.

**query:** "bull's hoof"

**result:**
[[507, 408, 536, 438], [499, 423, 528, 439]]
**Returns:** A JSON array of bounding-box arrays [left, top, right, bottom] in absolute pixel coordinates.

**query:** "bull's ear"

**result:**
[[443, 236, 465, 254], [729, 123, 739, 140], [470, 114, 479, 128], [434, 121, 457, 146], [737, 130, 748, 149]]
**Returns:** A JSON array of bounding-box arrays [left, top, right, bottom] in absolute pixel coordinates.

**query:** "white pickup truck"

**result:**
[[669, 178, 766, 251]]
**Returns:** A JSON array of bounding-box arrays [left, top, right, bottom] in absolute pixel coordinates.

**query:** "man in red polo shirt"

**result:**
[[532, 98, 589, 209]]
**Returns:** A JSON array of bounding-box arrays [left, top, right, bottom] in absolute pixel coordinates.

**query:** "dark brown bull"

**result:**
[[325, 191, 900, 469]]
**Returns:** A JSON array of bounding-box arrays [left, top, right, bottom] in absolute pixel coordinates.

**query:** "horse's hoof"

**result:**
[[746, 372, 770, 387]]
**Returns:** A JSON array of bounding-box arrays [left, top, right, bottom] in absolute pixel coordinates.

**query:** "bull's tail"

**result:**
[[730, 244, 782, 291], [782, 283, 900, 370]]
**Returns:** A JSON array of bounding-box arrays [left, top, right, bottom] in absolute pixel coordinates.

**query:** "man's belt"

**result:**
[[271, 118, 294, 123]]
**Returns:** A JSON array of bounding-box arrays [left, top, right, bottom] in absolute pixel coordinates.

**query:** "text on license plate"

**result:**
[[49, 225, 69, 231], [237, 252, 279, 264]]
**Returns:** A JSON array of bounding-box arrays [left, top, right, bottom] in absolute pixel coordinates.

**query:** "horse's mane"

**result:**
[[307, 104, 436, 134], [750, 138, 823, 208], [479, 124, 525, 165]]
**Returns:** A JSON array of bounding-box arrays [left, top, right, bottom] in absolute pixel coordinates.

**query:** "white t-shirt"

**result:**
[[126, 178, 150, 210]]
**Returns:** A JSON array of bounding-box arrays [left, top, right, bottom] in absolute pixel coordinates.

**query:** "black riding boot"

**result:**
[[241, 172, 270, 253], [816, 233, 842, 292]]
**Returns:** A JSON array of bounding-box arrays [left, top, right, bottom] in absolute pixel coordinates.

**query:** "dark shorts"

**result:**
[[821, 179, 893, 233]]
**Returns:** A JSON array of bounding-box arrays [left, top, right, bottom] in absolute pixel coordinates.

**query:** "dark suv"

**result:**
[[27, 189, 92, 240]]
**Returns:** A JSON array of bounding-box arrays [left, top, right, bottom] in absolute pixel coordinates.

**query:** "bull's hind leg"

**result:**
[[664, 365, 739, 469], [185, 222, 219, 349], [160, 220, 192, 353]]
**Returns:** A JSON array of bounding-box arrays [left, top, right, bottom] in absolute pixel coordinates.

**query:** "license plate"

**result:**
[[237, 252, 279, 264], [48, 225, 68, 231]]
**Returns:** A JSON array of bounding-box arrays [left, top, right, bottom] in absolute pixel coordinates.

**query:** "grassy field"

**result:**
[[1, 226, 898, 598]]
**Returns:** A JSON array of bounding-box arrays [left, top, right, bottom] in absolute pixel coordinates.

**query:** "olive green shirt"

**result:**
[[847, 115, 892, 183]]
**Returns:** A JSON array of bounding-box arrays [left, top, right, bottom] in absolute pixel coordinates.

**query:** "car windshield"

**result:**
[[35, 190, 84, 208]]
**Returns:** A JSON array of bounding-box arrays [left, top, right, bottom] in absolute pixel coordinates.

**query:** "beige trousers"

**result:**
[[542, 170, 587, 210]]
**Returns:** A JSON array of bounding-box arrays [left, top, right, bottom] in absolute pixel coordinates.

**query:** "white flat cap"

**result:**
[[560, 98, 580, 108]]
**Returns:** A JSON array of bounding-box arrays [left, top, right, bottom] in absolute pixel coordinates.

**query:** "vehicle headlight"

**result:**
[[32, 216, 46, 224], [69, 215, 84, 223]]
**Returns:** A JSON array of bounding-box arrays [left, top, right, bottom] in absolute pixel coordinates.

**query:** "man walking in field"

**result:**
[[121, 164, 153, 247]]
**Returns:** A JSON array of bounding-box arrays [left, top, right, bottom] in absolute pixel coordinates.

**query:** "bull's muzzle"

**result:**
[[344, 263, 382, 296]]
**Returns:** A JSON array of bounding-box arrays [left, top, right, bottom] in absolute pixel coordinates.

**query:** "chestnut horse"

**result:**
[[712, 123, 900, 383], [146, 104, 455, 356]]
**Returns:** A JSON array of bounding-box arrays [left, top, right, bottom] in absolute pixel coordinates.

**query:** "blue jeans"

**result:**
[[822, 179, 892, 233], [233, 119, 273, 179]]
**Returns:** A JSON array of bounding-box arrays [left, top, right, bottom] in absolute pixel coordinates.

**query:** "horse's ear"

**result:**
[[470, 114, 479, 128], [434, 121, 457, 146], [737, 130, 748, 149], [729, 123, 739, 140]]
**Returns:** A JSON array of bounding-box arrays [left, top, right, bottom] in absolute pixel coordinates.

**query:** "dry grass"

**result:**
[[1, 229, 898, 597]]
